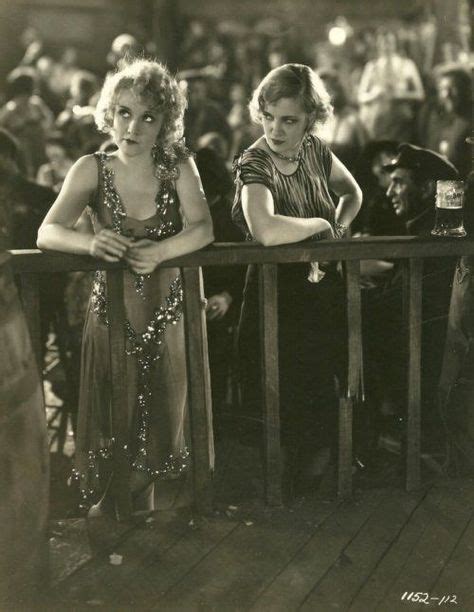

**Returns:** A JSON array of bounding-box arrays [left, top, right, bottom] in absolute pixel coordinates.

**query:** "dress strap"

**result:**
[[93, 152, 106, 197], [87, 152, 107, 213]]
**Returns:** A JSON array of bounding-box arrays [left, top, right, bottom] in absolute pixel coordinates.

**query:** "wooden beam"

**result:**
[[182, 266, 214, 515], [10, 236, 474, 272], [106, 269, 132, 520], [259, 264, 282, 506], [404, 259, 423, 492]]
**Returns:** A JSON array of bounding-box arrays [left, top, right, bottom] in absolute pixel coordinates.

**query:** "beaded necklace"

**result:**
[[265, 137, 304, 164]]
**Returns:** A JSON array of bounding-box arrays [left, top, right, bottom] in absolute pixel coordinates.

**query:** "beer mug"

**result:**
[[431, 180, 466, 237]]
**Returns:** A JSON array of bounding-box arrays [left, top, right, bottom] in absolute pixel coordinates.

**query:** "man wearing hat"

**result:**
[[384, 142, 459, 233], [363, 143, 459, 459]]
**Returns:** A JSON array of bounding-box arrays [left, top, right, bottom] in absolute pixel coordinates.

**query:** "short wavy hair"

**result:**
[[248, 63, 333, 133], [95, 59, 187, 148]]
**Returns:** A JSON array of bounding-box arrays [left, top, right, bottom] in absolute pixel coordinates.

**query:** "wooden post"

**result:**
[[106, 269, 132, 520], [338, 260, 361, 500], [182, 266, 214, 515], [404, 259, 423, 491], [259, 264, 282, 506], [18, 272, 42, 371], [345, 260, 362, 399]]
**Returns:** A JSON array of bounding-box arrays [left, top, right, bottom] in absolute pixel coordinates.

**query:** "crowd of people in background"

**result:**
[[0, 14, 472, 486], [0, 17, 471, 185]]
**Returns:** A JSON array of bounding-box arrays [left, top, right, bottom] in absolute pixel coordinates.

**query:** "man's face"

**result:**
[[386, 168, 420, 218]]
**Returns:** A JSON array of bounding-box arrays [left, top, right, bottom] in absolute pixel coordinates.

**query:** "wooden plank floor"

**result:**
[[43, 435, 474, 612]]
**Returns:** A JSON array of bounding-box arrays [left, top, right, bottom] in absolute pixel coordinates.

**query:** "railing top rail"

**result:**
[[7, 236, 474, 274]]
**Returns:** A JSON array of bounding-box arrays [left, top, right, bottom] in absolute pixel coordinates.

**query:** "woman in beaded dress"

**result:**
[[232, 64, 362, 493], [38, 59, 214, 516]]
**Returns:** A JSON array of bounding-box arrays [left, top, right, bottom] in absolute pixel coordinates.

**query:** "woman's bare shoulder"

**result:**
[[248, 136, 266, 151], [66, 154, 99, 190]]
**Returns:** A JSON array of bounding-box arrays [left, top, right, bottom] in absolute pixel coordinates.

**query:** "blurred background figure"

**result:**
[[36, 133, 74, 193], [318, 69, 368, 171], [0, 67, 54, 178], [357, 28, 425, 142], [183, 74, 232, 155], [418, 67, 471, 179], [106, 33, 142, 71], [227, 82, 262, 160], [55, 70, 103, 158], [0, 127, 54, 249], [18, 26, 44, 67], [47, 47, 81, 108]]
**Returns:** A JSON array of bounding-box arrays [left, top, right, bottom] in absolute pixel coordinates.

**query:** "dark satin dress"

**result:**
[[232, 135, 347, 450]]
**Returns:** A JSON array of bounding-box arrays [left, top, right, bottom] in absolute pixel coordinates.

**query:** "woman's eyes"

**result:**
[[117, 108, 155, 123], [262, 114, 298, 125]]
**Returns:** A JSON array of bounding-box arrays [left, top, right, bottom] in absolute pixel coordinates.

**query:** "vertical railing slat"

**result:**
[[182, 266, 214, 515], [259, 264, 282, 506], [106, 269, 132, 520], [339, 260, 361, 500], [404, 258, 422, 491], [346, 260, 362, 399]]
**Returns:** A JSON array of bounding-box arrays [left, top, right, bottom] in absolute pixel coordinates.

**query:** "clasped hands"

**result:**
[[89, 229, 163, 275]]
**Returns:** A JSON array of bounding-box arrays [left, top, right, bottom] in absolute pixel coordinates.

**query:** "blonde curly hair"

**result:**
[[249, 63, 333, 133], [95, 59, 187, 149]]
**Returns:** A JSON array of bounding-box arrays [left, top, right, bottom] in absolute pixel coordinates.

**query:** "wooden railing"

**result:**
[[9, 236, 474, 517]]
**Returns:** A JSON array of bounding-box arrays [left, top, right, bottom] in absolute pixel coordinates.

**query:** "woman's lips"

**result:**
[[271, 139, 284, 146]]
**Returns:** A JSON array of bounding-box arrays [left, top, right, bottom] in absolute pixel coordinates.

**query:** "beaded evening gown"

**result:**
[[73, 151, 192, 505]]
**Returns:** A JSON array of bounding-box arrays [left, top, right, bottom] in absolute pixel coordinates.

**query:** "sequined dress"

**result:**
[[73, 151, 190, 504]]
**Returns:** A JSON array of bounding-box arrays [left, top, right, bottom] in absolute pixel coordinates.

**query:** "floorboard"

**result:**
[[46, 466, 474, 611], [301, 489, 425, 611], [249, 489, 386, 611], [375, 484, 474, 612], [155, 504, 333, 611]]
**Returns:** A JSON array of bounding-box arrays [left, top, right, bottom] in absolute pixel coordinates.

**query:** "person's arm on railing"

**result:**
[[37, 155, 132, 261], [241, 154, 361, 247], [241, 184, 333, 247], [330, 153, 363, 231], [124, 157, 214, 275]]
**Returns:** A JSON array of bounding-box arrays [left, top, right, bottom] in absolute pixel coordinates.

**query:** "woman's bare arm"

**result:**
[[329, 153, 363, 229], [241, 183, 332, 247], [37, 155, 131, 261]]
